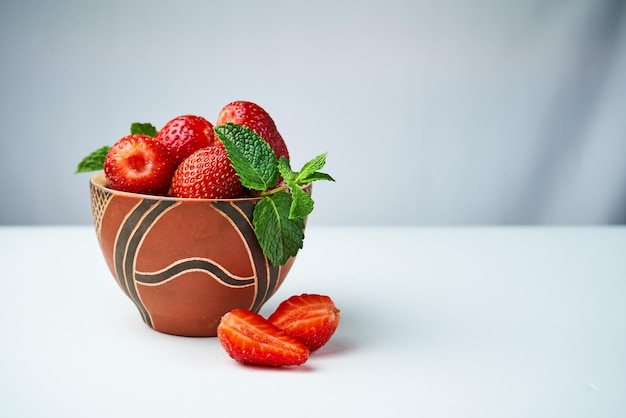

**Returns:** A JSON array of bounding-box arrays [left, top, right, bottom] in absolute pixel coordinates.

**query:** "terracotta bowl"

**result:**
[[89, 172, 307, 337]]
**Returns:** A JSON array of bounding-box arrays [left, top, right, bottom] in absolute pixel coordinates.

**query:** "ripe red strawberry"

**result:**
[[171, 146, 243, 198], [268, 294, 340, 351], [155, 115, 216, 166], [216, 101, 290, 161], [218, 308, 309, 367], [104, 134, 175, 195]]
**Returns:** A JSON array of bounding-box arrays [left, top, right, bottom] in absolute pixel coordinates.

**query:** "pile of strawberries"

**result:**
[[218, 294, 341, 367], [103, 100, 289, 198]]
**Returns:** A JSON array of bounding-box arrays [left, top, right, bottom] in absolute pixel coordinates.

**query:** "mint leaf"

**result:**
[[287, 183, 314, 219], [131, 122, 157, 137], [294, 153, 327, 182], [288, 153, 335, 184], [215, 123, 279, 191], [277, 157, 313, 217], [296, 171, 335, 183], [277, 156, 296, 183], [253, 192, 305, 266], [75, 146, 110, 173]]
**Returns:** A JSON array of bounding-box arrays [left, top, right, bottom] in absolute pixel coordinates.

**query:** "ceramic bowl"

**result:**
[[89, 172, 307, 337]]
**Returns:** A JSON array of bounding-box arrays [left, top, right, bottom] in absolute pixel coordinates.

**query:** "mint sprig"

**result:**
[[75, 145, 111, 173], [214, 123, 334, 266]]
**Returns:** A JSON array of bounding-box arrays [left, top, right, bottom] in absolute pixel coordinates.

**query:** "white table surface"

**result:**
[[1, 226, 624, 418]]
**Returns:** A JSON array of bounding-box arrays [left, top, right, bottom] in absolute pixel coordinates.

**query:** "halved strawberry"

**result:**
[[155, 115, 216, 166], [103, 134, 175, 195], [268, 294, 340, 351], [216, 101, 290, 161], [171, 146, 243, 199], [217, 309, 309, 367]]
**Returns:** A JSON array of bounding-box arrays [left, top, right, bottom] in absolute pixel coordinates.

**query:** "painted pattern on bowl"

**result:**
[[90, 172, 302, 337]]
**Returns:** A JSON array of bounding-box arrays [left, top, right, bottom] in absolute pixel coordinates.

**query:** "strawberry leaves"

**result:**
[[214, 123, 334, 266]]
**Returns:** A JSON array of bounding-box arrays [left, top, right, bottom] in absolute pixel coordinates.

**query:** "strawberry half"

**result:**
[[216, 101, 290, 161], [171, 146, 243, 199], [103, 134, 175, 195], [218, 309, 310, 367], [155, 115, 216, 166], [268, 294, 340, 351]]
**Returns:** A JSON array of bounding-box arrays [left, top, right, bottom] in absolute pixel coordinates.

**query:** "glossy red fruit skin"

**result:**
[[217, 309, 310, 367], [216, 101, 290, 161], [103, 134, 175, 195], [171, 146, 243, 199], [268, 294, 340, 351], [155, 115, 216, 166]]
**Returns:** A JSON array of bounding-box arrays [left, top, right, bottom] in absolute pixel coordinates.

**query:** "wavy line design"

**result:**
[[135, 258, 255, 287]]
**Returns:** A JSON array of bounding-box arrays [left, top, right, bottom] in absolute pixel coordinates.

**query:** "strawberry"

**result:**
[[268, 294, 340, 351], [155, 115, 216, 166], [171, 146, 243, 199], [103, 134, 175, 195], [217, 308, 309, 367], [216, 101, 290, 161]]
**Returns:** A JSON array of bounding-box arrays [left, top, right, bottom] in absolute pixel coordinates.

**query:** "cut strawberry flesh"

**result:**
[[104, 134, 175, 195], [268, 294, 340, 351], [218, 309, 309, 367]]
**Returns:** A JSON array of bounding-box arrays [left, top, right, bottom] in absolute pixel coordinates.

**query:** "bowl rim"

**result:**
[[89, 171, 310, 202]]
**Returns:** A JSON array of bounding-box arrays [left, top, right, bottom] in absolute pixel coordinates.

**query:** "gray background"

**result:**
[[1, 0, 625, 226]]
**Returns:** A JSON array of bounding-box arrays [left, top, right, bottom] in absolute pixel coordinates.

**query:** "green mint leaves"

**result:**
[[214, 123, 279, 191], [75, 145, 111, 173], [214, 122, 334, 266], [253, 192, 306, 267], [130, 122, 157, 137]]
